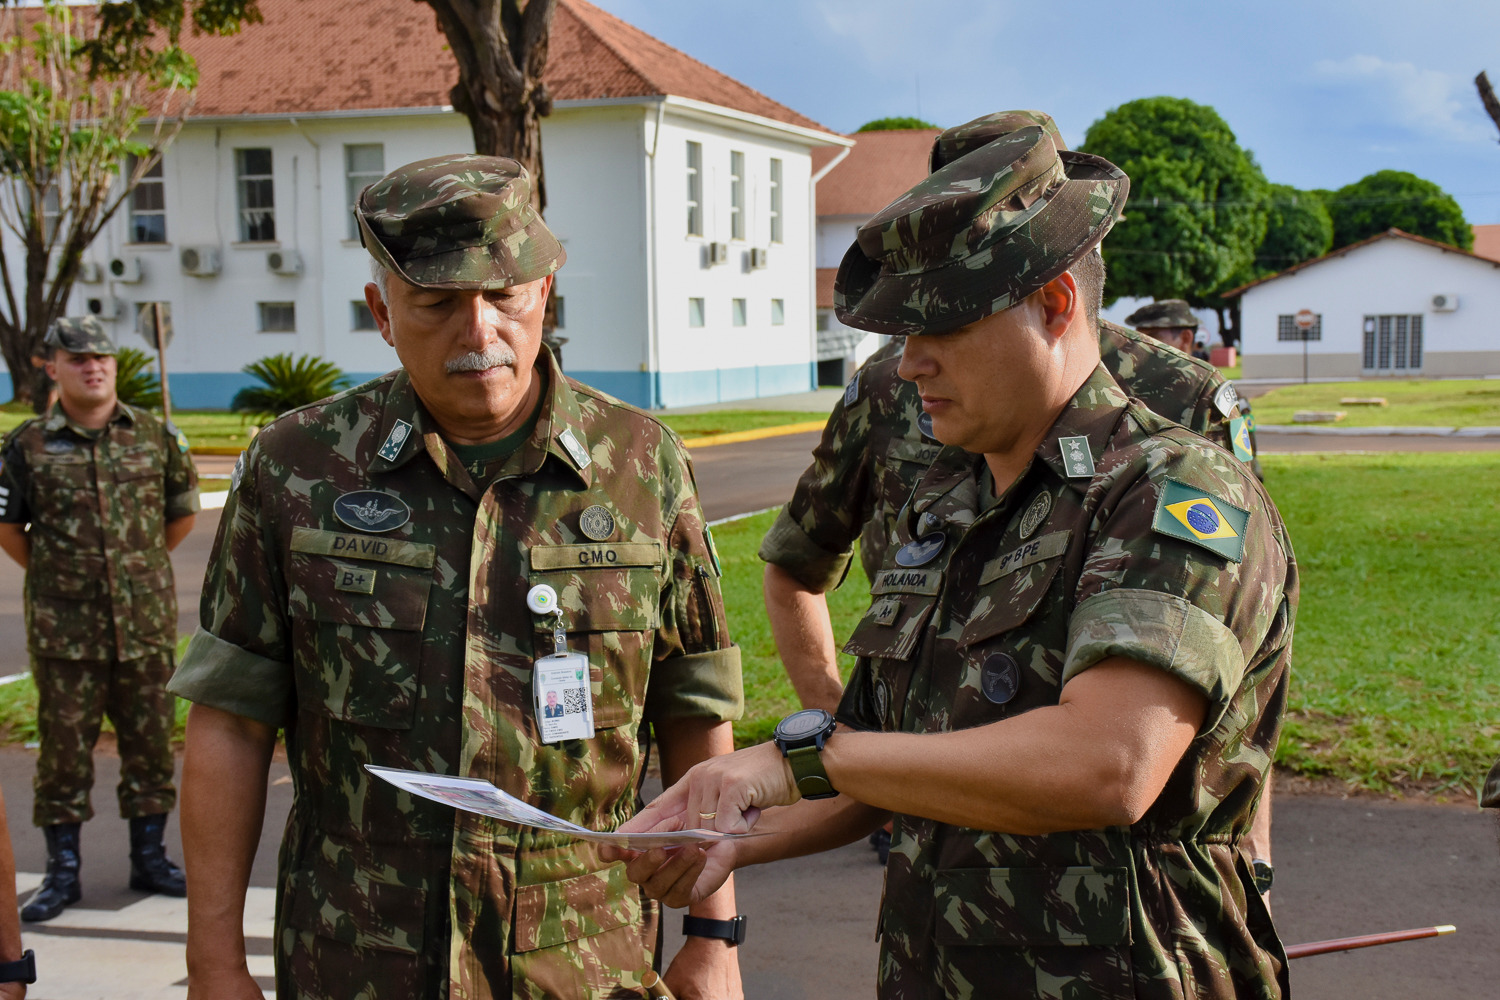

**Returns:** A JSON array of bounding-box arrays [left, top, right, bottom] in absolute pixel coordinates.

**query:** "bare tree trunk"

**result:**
[[422, 0, 556, 212], [1477, 72, 1500, 141]]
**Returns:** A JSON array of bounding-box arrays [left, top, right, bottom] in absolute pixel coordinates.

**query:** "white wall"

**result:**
[[1239, 237, 1500, 377], [816, 215, 862, 269], [647, 110, 816, 403]]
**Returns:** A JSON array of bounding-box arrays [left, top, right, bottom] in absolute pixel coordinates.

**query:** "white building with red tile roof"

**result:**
[[809, 128, 936, 381], [19, 0, 848, 408], [1227, 228, 1500, 378]]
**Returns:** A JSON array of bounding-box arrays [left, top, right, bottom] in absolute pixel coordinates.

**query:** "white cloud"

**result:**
[[1314, 54, 1491, 142], [813, 0, 1015, 68]]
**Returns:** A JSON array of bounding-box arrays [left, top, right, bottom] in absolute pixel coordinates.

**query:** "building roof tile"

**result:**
[[814, 128, 939, 217], [172, 0, 831, 135], [1223, 228, 1500, 299]]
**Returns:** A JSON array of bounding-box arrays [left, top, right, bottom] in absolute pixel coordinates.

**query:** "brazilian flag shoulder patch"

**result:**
[[1152, 477, 1249, 563], [1229, 415, 1254, 462]]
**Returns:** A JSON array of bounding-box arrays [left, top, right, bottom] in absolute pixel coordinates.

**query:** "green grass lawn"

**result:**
[[1251, 379, 1500, 427], [658, 410, 831, 439], [0, 406, 257, 449]]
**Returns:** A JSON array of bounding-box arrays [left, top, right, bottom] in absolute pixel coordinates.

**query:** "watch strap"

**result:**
[[786, 744, 837, 799], [0, 949, 35, 984], [682, 914, 747, 946]]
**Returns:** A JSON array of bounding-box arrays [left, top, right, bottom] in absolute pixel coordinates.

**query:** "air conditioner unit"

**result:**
[[180, 245, 221, 277], [1431, 293, 1459, 312], [267, 249, 304, 276], [749, 248, 769, 269], [708, 242, 730, 266], [85, 295, 121, 319], [108, 256, 143, 283], [77, 261, 102, 284]]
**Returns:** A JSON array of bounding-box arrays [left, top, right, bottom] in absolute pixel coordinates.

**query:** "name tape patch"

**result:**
[[332, 561, 378, 595], [870, 567, 943, 597], [290, 527, 436, 568], [530, 541, 662, 571], [979, 530, 1071, 585]]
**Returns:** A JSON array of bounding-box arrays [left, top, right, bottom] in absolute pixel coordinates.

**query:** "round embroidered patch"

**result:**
[[579, 504, 615, 541], [1018, 492, 1051, 539]]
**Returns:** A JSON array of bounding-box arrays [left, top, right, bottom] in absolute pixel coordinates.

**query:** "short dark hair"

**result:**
[[1070, 248, 1106, 331]]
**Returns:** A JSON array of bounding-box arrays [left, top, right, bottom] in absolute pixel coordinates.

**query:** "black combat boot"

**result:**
[[21, 822, 82, 922], [127, 813, 186, 896]]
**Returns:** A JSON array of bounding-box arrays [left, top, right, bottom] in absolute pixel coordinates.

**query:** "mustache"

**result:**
[[445, 343, 517, 373]]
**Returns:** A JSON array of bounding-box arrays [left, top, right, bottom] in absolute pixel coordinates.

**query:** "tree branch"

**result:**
[[1476, 72, 1500, 143]]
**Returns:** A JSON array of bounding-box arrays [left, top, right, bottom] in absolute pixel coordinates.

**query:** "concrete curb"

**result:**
[[679, 420, 826, 449], [1258, 425, 1500, 437]]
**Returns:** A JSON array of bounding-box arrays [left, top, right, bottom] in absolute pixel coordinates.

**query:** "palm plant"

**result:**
[[114, 347, 163, 409], [231, 353, 350, 425]]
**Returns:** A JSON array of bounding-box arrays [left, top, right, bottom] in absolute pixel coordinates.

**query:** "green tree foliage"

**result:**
[[855, 116, 937, 132], [0, 1, 258, 410], [114, 346, 163, 409], [231, 354, 351, 425], [1255, 184, 1333, 276], [1325, 170, 1472, 251], [1080, 98, 1269, 313]]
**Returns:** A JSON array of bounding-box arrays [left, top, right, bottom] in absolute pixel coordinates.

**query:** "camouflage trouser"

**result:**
[[32, 650, 177, 827]]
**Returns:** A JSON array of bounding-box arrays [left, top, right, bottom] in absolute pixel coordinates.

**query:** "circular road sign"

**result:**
[[1295, 309, 1316, 330]]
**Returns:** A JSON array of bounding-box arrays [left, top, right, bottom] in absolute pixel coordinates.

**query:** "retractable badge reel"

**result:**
[[526, 584, 595, 743]]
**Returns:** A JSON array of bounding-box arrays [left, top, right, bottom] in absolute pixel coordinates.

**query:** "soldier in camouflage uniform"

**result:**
[[620, 122, 1296, 999], [170, 155, 745, 1000], [0, 316, 198, 922], [762, 111, 1256, 713]]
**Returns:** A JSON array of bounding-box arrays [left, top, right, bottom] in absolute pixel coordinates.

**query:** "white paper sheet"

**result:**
[[365, 765, 742, 847]]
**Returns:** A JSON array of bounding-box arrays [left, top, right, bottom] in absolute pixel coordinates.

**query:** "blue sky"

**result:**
[[593, 0, 1500, 225]]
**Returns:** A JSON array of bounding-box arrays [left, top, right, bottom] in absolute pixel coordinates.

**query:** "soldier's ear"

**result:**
[[365, 283, 394, 346]]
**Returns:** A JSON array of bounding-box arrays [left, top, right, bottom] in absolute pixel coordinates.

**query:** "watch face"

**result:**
[[778, 708, 831, 740]]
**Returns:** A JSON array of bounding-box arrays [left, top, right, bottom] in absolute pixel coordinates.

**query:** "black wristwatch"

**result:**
[[1252, 859, 1274, 894], [0, 949, 35, 984], [773, 708, 838, 800], [682, 914, 748, 946]]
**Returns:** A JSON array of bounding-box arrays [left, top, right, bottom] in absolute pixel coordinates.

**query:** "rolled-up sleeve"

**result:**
[[168, 441, 293, 727]]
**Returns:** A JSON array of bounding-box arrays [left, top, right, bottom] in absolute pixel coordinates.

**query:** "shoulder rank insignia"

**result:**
[[844, 371, 861, 407], [1152, 478, 1248, 562], [1229, 416, 1254, 462], [1057, 435, 1095, 478], [378, 420, 413, 462], [558, 428, 591, 470], [1213, 382, 1241, 418]]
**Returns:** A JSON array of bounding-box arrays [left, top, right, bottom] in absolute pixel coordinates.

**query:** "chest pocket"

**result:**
[[958, 530, 1071, 649], [112, 443, 164, 482], [32, 453, 92, 492], [286, 527, 436, 730], [529, 541, 663, 730], [886, 439, 943, 468]]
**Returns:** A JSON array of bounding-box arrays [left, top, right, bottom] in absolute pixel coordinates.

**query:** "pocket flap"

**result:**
[[529, 565, 661, 632], [959, 532, 1069, 648], [887, 439, 943, 467], [291, 527, 436, 568], [513, 863, 638, 953], [843, 596, 935, 662], [287, 553, 431, 631], [285, 863, 426, 955], [933, 866, 1129, 947]]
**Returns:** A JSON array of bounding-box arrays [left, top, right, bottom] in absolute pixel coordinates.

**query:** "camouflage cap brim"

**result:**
[[44, 315, 116, 355], [1125, 299, 1201, 330], [834, 148, 1128, 337], [360, 210, 567, 291]]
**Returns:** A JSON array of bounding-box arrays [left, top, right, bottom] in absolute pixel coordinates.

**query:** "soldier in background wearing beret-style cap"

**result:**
[[0, 315, 199, 924], [619, 123, 1296, 999], [172, 154, 746, 1000]]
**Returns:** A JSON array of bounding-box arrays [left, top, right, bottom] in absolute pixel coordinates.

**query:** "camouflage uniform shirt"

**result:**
[[169, 351, 742, 1000], [0, 402, 198, 659], [760, 320, 1250, 591], [837, 365, 1296, 1000]]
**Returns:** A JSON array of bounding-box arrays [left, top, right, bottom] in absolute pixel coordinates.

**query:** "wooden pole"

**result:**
[[1286, 924, 1455, 960], [153, 301, 172, 423]]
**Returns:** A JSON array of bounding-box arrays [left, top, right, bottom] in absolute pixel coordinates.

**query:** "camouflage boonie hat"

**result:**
[[929, 109, 1065, 172], [44, 316, 116, 356], [355, 153, 565, 290], [1126, 299, 1200, 330], [834, 126, 1128, 337]]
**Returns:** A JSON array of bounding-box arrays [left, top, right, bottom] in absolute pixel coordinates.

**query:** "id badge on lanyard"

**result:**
[[527, 585, 595, 744]]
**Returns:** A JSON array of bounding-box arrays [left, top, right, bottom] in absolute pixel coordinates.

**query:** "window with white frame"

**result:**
[[128, 155, 167, 243], [769, 158, 783, 244], [771, 298, 785, 325], [345, 144, 385, 239], [236, 148, 276, 242], [686, 142, 703, 236], [729, 150, 745, 241], [732, 298, 747, 326], [1363, 314, 1423, 371], [1276, 314, 1321, 342], [351, 300, 377, 331], [258, 301, 295, 332], [688, 297, 705, 328]]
